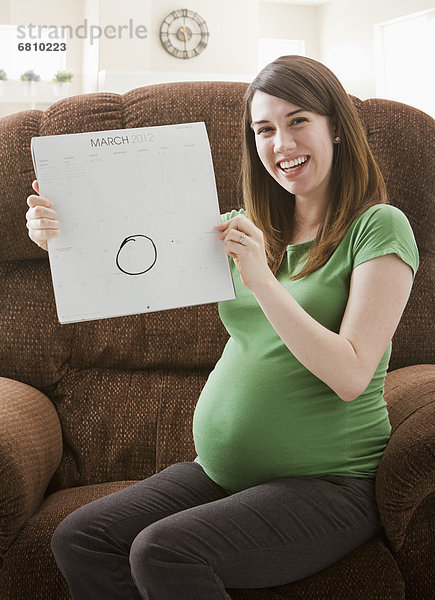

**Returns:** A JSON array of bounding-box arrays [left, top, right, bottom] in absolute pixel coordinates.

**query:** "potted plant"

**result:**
[[52, 70, 73, 97], [0, 69, 7, 95], [20, 69, 40, 96]]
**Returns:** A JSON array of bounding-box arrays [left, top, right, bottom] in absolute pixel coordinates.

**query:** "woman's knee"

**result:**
[[129, 516, 206, 579], [129, 523, 184, 595], [129, 524, 162, 575], [51, 504, 97, 564], [129, 520, 186, 582]]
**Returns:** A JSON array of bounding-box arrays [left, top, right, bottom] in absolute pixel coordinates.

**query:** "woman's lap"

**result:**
[[52, 461, 381, 599]]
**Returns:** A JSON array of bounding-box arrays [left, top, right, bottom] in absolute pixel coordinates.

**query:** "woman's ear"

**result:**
[[330, 118, 342, 145], [329, 118, 339, 140]]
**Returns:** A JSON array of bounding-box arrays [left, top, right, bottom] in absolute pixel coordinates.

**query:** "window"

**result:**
[[0, 24, 66, 80], [375, 9, 435, 117], [258, 38, 305, 71]]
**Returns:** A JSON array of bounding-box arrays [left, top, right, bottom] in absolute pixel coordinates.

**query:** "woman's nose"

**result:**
[[273, 130, 296, 154]]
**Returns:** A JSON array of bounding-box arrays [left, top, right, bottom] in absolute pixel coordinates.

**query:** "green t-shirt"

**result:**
[[193, 203, 419, 493]]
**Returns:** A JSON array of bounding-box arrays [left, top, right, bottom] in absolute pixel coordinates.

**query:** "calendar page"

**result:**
[[31, 122, 236, 324]]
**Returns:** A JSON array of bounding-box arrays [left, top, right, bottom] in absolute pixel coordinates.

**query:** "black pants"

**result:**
[[51, 462, 381, 599]]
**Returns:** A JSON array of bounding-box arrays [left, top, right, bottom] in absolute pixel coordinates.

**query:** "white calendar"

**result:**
[[31, 122, 236, 324]]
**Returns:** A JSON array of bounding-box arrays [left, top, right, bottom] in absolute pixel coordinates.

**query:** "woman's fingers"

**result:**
[[216, 214, 261, 238], [29, 228, 60, 240], [223, 228, 250, 245], [27, 222, 60, 251], [217, 216, 260, 247], [26, 216, 60, 230], [25, 185, 59, 252], [26, 203, 57, 219], [27, 193, 53, 209], [25, 201, 58, 228]]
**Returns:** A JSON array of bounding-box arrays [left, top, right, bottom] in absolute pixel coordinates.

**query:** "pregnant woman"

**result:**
[[26, 55, 418, 600]]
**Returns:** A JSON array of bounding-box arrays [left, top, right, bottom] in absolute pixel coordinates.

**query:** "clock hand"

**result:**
[[180, 25, 189, 43]]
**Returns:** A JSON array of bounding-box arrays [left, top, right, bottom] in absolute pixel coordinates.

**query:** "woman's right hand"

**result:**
[[26, 180, 60, 251]]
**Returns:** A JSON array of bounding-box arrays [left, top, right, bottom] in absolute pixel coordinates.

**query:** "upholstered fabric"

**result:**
[[0, 82, 433, 599], [376, 364, 435, 551], [0, 377, 62, 559]]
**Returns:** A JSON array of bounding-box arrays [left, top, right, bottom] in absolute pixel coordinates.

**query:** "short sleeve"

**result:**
[[220, 208, 247, 223], [352, 204, 419, 279]]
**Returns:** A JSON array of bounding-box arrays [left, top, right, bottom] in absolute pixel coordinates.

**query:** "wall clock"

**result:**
[[160, 9, 209, 59]]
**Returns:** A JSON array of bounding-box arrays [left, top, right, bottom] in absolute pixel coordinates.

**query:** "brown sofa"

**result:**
[[0, 81, 434, 600]]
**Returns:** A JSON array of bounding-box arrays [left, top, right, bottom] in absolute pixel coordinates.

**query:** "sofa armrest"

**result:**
[[0, 376, 62, 558], [376, 364, 435, 552]]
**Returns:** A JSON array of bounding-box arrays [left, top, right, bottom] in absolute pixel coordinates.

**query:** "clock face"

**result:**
[[160, 9, 209, 59]]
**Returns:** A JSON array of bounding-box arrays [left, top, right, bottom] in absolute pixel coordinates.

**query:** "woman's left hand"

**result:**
[[215, 214, 274, 292]]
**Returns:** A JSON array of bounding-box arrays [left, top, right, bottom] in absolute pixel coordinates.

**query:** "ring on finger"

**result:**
[[238, 233, 246, 245]]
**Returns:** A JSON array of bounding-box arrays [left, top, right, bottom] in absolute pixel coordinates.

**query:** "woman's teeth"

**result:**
[[279, 156, 309, 172]]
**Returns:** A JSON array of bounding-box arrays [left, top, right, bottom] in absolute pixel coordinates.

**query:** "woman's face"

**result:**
[[250, 90, 336, 205]]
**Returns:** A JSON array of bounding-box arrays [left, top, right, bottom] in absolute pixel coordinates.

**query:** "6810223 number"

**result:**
[[18, 42, 66, 51]]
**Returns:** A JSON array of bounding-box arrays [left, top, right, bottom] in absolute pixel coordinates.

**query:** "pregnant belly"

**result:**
[[193, 393, 282, 491], [192, 357, 333, 492]]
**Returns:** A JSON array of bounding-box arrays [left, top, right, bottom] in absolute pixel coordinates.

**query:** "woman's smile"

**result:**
[[278, 155, 311, 176]]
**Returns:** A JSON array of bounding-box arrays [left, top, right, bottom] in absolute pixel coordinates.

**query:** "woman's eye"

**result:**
[[291, 117, 307, 126], [257, 126, 272, 134]]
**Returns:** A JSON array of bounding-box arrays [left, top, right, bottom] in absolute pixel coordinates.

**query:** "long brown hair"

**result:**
[[242, 55, 387, 279]]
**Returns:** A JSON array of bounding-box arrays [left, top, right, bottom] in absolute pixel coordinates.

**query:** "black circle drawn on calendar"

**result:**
[[116, 234, 157, 275]]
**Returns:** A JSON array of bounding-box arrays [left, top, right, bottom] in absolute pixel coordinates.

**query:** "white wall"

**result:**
[[81, 0, 100, 93], [259, 2, 319, 60], [97, 0, 151, 72], [0, 0, 8, 21], [318, 0, 434, 98]]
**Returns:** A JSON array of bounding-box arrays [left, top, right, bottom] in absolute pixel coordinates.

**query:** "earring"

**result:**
[[334, 136, 341, 143]]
